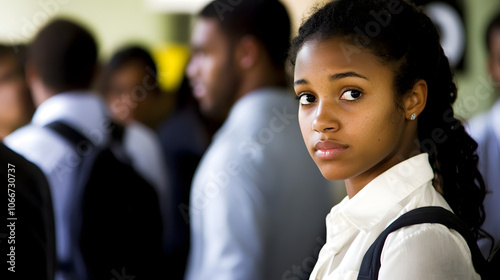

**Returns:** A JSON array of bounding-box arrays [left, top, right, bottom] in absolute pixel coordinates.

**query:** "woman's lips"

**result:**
[[314, 140, 348, 160]]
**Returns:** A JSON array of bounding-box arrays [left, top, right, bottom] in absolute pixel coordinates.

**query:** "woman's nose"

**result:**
[[311, 101, 339, 133]]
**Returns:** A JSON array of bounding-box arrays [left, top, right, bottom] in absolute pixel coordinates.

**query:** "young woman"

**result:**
[[289, 0, 488, 278]]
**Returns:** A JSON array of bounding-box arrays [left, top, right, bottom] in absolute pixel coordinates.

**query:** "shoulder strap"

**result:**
[[109, 121, 125, 143], [45, 121, 94, 149], [46, 120, 127, 151], [357, 206, 488, 280], [46, 120, 126, 145]]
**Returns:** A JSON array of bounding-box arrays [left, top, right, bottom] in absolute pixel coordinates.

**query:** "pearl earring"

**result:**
[[410, 113, 416, 120]]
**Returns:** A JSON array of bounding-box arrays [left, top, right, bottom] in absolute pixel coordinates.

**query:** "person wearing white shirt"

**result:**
[[184, 1, 334, 279], [4, 19, 107, 280], [290, 0, 488, 278], [98, 46, 171, 251], [98, 45, 169, 195], [5, 20, 165, 280], [309, 154, 479, 279], [467, 11, 500, 258], [6, 92, 110, 279], [124, 120, 168, 194]]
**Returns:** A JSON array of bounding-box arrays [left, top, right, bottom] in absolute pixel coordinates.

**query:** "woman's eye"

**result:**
[[298, 94, 316, 105], [340, 89, 363, 101]]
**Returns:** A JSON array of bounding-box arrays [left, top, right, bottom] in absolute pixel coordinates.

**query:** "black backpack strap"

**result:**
[[109, 120, 125, 143], [47, 120, 126, 145], [357, 206, 488, 280], [45, 121, 94, 150], [44, 121, 96, 278], [46, 120, 133, 165]]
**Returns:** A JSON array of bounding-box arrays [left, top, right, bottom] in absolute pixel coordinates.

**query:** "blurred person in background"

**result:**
[[98, 45, 170, 246], [157, 74, 221, 279], [468, 10, 500, 258], [4, 19, 164, 279], [2, 129, 55, 280], [184, 1, 333, 279], [4, 19, 105, 280], [0, 44, 35, 139], [0, 44, 56, 275]]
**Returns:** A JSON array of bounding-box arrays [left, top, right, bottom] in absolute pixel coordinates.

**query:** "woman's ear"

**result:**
[[404, 79, 428, 120]]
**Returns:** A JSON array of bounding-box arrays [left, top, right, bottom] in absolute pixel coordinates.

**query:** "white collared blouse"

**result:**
[[310, 153, 480, 280]]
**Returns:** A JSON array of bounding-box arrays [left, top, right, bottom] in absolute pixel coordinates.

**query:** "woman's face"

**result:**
[[105, 61, 156, 124], [294, 38, 416, 194]]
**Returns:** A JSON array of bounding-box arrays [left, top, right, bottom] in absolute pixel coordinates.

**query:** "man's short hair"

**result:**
[[486, 11, 500, 53], [198, 0, 291, 69], [28, 18, 98, 93]]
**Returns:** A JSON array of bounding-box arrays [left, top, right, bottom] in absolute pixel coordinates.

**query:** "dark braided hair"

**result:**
[[289, 0, 488, 240]]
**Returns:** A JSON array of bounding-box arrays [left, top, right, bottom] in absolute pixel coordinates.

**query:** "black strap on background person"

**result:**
[[45, 120, 165, 279], [44, 121, 93, 279], [357, 206, 493, 280], [45, 120, 124, 147]]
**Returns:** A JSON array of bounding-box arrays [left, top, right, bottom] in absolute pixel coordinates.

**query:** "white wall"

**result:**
[[455, 0, 500, 119], [0, 0, 167, 58]]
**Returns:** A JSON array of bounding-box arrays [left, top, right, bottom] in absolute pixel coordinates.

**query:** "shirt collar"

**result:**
[[32, 91, 111, 146], [340, 153, 434, 232]]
